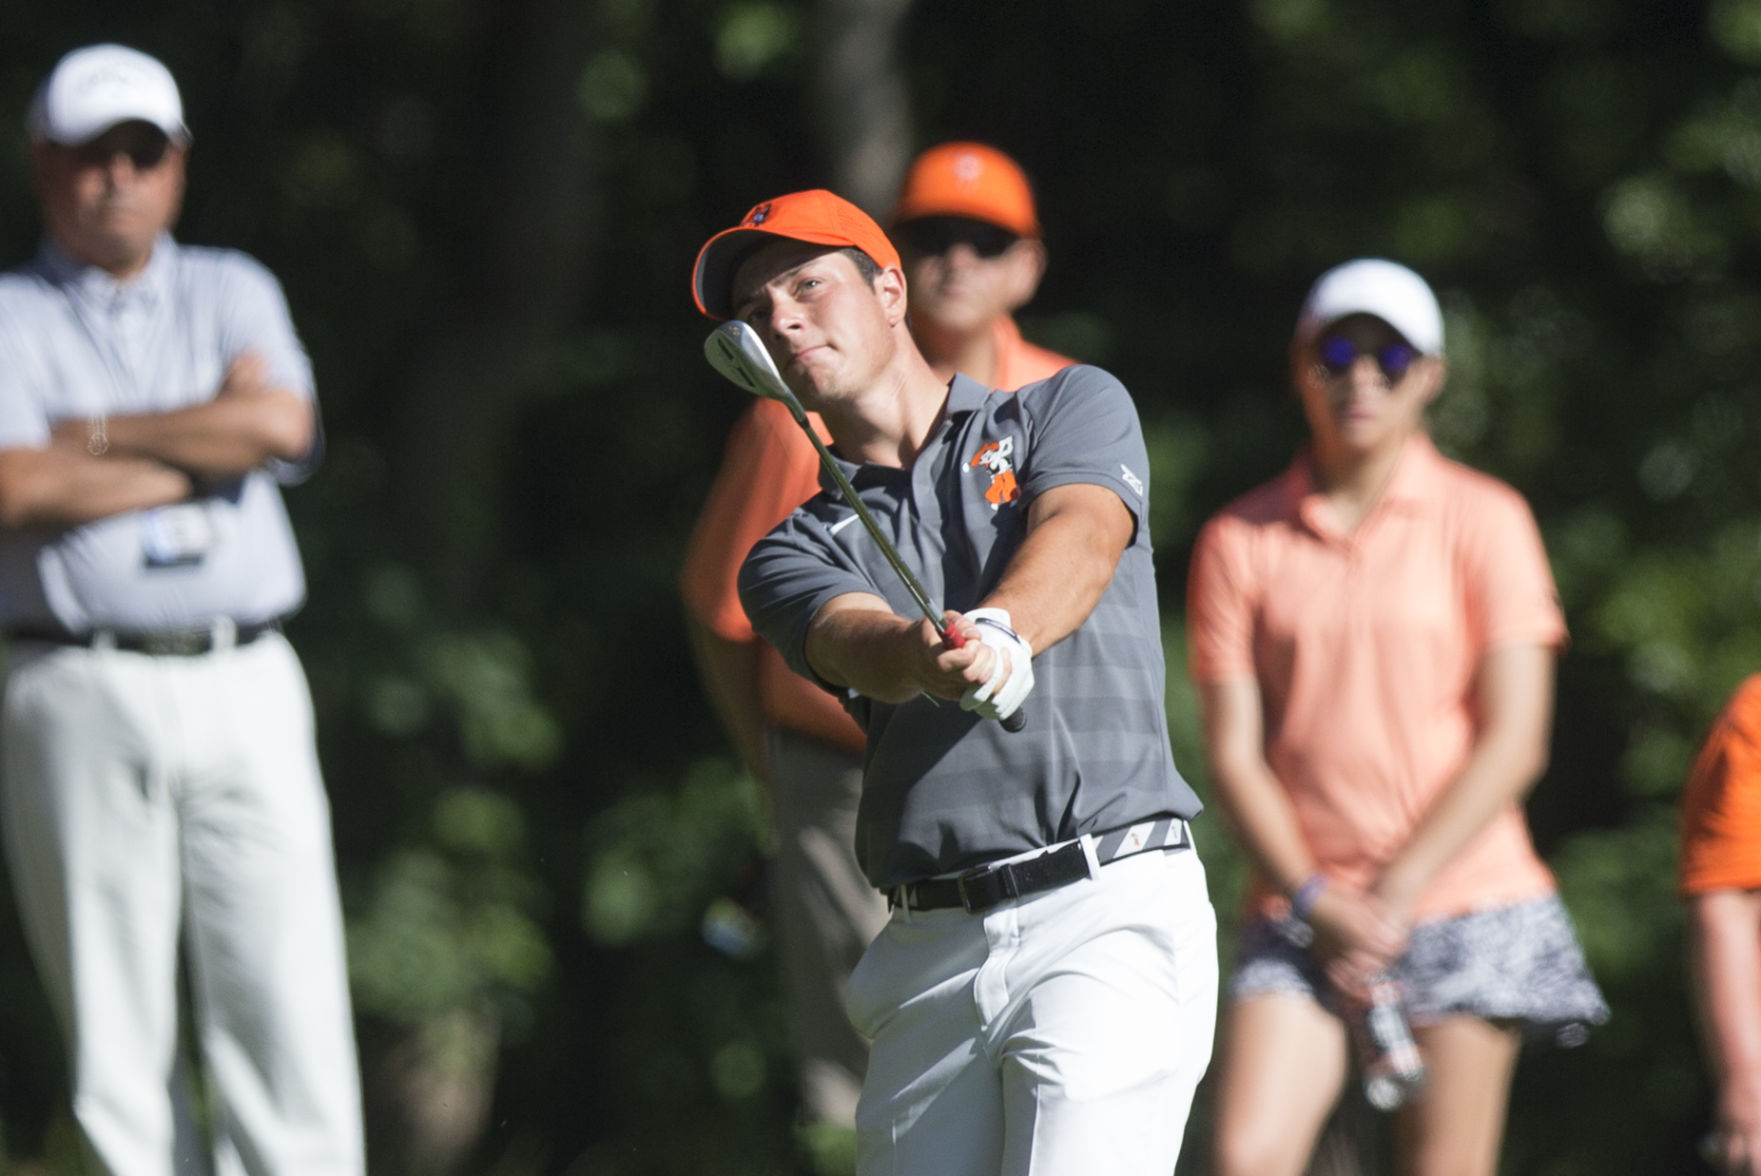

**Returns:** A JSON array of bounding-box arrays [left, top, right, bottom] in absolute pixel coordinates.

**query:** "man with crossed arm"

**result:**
[[0, 44, 362, 1175]]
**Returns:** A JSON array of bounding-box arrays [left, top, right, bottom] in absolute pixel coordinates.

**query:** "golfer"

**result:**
[[691, 188, 1216, 1176]]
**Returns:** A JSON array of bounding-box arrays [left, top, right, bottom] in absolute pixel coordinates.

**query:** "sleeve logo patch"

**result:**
[[968, 437, 1020, 510], [1120, 464, 1144, 498]]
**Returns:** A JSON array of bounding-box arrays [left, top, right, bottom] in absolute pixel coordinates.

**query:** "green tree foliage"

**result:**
[[0, 0, 1755, 1172]]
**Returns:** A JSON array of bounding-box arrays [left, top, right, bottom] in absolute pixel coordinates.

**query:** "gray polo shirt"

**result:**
[[0, 236, 317, 632], [740, 366, 1203, 888]]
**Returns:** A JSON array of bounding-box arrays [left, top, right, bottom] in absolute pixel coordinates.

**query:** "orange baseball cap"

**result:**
[[692, 189, 902, 320], [891, 142, 1041, 239]]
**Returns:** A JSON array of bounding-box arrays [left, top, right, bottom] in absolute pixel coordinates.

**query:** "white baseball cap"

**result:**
[[1294, 258, 1443, 355], [26, 44, 190, 147]]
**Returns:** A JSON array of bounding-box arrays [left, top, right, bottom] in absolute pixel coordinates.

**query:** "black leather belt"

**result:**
[[890, 818, 1193, 914], [4, 619, 281, 657]]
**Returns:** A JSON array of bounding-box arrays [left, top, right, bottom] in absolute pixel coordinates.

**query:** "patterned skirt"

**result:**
[[1230, 893, 1610, 1046]]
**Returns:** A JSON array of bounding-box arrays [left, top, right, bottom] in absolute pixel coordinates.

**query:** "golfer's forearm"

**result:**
[[985, 483, 1129, 652], [805, 598, 928, 703]]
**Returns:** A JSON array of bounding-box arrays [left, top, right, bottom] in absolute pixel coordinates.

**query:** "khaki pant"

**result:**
[[767, 728, 890, 1126]]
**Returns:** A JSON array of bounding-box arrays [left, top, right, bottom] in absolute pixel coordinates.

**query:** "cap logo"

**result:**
[[746, 202, 772, 226], [76, 64, 136, 96], [953, 153, 983, 188]]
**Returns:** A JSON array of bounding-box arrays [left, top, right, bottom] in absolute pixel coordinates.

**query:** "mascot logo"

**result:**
[[746, 202, 772, 226], [969, 437, 1020, 510]]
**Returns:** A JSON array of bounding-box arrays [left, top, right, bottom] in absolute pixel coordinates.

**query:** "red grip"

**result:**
[[942, 627, 966, 650]]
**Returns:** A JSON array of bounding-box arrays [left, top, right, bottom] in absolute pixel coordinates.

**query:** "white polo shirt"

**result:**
[[0, 235, 317, 631]]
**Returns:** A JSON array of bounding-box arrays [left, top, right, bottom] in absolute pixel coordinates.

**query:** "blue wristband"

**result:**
[[1291, 873, 1327, 922]]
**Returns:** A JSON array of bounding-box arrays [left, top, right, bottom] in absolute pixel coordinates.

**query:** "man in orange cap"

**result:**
[[678, 148, 1073, 1143], [689, 188, 1214, 1176], [890, 141, 1071, 390]]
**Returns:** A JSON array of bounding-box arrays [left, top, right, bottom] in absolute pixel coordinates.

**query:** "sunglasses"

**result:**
[[69, 132, 173, 173], [1315, 335, 1418, 383], [894, 216, 1019, 259]]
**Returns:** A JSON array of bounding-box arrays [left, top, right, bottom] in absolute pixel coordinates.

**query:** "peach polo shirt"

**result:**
[[1187, 433, 1567, 921], [1680, 673, 1761, 896], [679, 318, 1072, 749]]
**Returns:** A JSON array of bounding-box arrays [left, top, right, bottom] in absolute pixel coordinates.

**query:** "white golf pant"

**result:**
[[847, 839, 1218, 1176], [0, 635, 364, 1176]]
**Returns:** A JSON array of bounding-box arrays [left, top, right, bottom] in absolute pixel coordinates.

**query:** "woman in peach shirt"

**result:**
[[1187, 260, 1606, 1176]]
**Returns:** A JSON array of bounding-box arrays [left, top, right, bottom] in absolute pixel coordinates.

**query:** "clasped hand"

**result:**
[[1305, 887, 1412, 1006], [914, 607, 1034, 721]]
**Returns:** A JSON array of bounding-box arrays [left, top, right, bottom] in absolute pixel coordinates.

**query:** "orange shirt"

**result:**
[[991, 317, 1071, 394], [679, 317, 1072, 747], [1680, 674, 1761, 896], [1187, 433, 1567, 921]]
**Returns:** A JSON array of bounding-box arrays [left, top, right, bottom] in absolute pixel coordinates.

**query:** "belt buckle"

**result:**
[[954, 864, 998, 913], [144, 630, 209, 656], [955, 861, 1023, 913]]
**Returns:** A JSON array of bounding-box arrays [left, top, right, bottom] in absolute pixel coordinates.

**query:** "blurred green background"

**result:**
[[1, 0, 1758, 1172]]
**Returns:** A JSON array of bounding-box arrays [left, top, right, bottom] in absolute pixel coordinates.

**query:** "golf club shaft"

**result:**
[[708, 322, 1024, 730], [714, 322, 959, 644], [795, 429, 959, 645], [785, 409, 1026, 733]]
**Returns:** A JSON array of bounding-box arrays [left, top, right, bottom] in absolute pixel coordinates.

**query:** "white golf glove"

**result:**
[[959, 607, 1034, 721]]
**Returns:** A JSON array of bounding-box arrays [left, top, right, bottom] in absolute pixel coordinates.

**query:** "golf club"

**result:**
[[705, 320, 1027, 733]]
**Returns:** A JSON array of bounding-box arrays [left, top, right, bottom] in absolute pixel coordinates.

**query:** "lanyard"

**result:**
[[55, 259, 163, 413]]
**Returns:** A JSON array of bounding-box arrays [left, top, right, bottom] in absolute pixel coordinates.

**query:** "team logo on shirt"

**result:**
[[968, 437, 1020, 510]]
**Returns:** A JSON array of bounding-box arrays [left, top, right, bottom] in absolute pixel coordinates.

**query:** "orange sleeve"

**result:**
[[679, 398, 828, 641], [1682, 674, 1761, 895]]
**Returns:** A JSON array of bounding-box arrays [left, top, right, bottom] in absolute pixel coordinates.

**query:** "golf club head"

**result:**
[[704, 322, 810, 425], [725, 319, 788, 387]]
